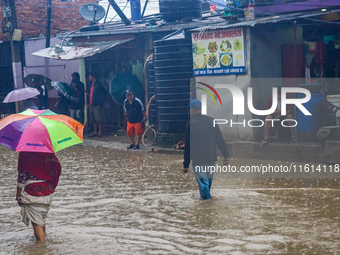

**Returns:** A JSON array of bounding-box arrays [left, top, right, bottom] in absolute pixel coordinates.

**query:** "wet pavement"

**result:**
[[1, 144, 340, 254]]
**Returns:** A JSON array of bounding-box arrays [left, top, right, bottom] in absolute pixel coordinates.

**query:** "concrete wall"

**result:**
[[194, 28, 253, 141], [250, 25, 303, 140], [24, 37, 80, 100]]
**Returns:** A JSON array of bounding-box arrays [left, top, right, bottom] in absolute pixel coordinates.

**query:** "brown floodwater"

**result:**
[[1, 145, 340, 254]]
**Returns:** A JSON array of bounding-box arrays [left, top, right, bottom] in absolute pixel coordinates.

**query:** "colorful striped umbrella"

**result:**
[[0, 109, 84, 153]]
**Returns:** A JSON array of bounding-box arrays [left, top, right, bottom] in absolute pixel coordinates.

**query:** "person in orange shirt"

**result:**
[[123, 90, 146, 149]]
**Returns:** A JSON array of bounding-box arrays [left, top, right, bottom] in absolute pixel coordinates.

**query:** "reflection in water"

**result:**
[[1, 146, 340, 254]]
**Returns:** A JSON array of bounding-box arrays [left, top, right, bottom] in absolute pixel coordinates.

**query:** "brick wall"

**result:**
[[0, 0, 97, 41]]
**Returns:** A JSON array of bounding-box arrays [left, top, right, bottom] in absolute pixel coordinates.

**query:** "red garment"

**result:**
[[89, 83, 94, 105], [17, 152, 61, 196]]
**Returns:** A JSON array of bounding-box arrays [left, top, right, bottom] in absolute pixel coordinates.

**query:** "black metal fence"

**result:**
[[0, 41, 16, 119], [0, 94, 15, 119]]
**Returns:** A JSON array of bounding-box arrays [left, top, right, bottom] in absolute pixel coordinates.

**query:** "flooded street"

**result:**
[[1, 145, 340, 254]]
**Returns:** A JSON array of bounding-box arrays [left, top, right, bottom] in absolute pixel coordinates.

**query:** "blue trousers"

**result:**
[[193, 164, 215, 200]]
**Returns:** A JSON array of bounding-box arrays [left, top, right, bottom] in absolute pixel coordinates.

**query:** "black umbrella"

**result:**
[[24, 74, 53, 90]]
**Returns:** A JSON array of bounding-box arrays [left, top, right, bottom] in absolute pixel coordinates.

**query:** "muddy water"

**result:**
[[1, 145, 340, 254]]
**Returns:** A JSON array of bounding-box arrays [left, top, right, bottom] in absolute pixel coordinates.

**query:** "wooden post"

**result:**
[[79, 59, 87, 126]]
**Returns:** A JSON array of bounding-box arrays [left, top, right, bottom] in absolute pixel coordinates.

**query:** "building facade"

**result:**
[[0, 0, 94, 41], [0, 0, 95, 116]]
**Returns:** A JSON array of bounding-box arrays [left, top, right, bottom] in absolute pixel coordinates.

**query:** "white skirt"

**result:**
[[20, 189, 53, 227]]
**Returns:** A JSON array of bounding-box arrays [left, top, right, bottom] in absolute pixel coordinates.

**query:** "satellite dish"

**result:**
[[79, 3, 106, 23]]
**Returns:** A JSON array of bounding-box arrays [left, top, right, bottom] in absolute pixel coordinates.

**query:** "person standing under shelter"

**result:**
[[88, 73, 106, 137], [70, 72, 85, 93], [183, 99, 229, 200], [124, 90, 146, 150], [56, 92, 69, 116], [33, 78, 49, 110], [70, 79, 85, 124]]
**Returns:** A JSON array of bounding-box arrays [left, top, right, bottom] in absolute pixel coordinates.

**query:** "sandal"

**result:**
[[292, 137, 297, 143], [88, 133, 97, 137], [127, 144, 135, 149], [261, 139, 269, 145]]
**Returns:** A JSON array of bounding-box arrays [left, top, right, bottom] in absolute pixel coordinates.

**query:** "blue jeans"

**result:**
[[193, 163, 215, 200]]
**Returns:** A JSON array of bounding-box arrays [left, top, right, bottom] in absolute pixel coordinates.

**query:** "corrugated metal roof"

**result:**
[[65, 21, 201, 38], [191, 9, 340, 31], [31, 38, 134, 60], [59, 15, 227, 38]]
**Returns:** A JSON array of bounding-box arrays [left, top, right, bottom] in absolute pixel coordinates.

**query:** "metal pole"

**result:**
[[103, 2, 111, 26], [141, 0, 149, 18], [46, 0, 51, 48], [108, 0, 131, 25], [45, 0, 51, 79]]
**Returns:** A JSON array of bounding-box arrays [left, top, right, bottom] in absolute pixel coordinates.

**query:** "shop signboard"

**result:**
[[191, 28, 246, 76]]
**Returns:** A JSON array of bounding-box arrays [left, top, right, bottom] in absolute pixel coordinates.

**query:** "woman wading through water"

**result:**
[[16, 152, 61, 241]]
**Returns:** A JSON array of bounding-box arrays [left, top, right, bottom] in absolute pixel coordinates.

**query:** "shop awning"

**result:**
[[31, 38, 134, 60]]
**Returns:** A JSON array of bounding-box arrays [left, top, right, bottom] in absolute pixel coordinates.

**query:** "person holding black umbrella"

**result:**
[[33, 77, 49, 110], [70, 79, 85, 124]]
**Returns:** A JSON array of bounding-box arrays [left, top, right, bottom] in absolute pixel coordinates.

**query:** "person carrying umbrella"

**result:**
[[0, 108, 84, 242], [33, 77, 49, 110], [16, 152, 61, 242], [56, 92, 69, 116], [70, 79, 85, 124]]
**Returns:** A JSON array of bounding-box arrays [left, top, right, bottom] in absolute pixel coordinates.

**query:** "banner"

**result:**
[[192, 28, 246, 76]]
